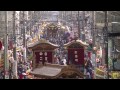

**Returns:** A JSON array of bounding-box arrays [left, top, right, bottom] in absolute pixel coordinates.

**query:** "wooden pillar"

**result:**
[[52, 50, 54, 64], [33, 51, 36, 70]]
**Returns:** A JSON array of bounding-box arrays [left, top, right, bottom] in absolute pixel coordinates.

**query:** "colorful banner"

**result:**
[[95, 68, 106, 79], [110, 72, 120, 79]]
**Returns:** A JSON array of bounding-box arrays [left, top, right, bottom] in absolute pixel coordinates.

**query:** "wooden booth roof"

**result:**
[[30, 64, 85, 79], [64, 39, 89, 48], [28, 39, 59, 50]]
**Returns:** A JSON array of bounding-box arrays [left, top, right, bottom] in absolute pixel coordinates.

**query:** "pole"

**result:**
[[4, 11, 9, 79], [23, 11, 27, 62], [112, 23, 114, 71], [13, 11, 18, 79], [92, 11, 96, 46], [104, 11, 109, 79], [13, 11, 16, 62], [82, 11, 85, 41], [78, 11, 80, 39]]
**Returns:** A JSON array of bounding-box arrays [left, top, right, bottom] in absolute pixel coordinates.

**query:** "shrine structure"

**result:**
[[28, 39, 59, 69], [64, 39, 89, 72]]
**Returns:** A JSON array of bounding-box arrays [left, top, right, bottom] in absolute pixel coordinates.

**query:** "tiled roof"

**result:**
[[31, 66, 63, 77]]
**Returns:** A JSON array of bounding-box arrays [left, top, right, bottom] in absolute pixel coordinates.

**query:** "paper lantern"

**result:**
[[44, 52, 47, 56], [39, 52, 43, 55], [75, 59, 78, 62], [75, 55, 78, 58], [40, 58, 42, 60], [40, 57, 42, 59], [45, 57, 48, 60], [74, 51, 77, 54]]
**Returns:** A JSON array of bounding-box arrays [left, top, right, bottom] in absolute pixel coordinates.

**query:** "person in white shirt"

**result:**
[[62, 57, 67, 66]]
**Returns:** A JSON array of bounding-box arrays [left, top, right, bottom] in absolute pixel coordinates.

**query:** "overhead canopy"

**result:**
[[30, 64, 85, 79], [64, 39, 89, 48], [28, 39, 59, 50]]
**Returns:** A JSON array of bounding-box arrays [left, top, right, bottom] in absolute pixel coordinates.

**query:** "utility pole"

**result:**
[[4, 11, 9, 79], [92, 11, 95, 46], [13, 11, 16, 63], [12, 11, 18, 79], [78, 11, 80, 39], [104, 11, 109, 79], [82, 11, 85, 41], [23, 11, 27, 62]]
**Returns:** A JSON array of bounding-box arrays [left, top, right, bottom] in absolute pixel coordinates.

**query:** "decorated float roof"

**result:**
[[43, 22, 69, 32], [28, 39, 59, 49], [30, 64, 84, 79], [31, 66, 62, 77], [64, 39, 89, 47]]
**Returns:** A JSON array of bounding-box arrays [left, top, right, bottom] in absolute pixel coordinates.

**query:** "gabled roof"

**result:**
[[30, 66, 62, 77], [28, 39, 59, 49], [64, 39, 89, 47], [30, 64, 84, 79]]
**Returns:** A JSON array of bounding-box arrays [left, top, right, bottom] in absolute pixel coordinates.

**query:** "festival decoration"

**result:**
[[44, 52, 47, 56]]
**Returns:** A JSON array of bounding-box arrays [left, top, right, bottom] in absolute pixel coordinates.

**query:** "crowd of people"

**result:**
[[0, 21, 96, 79], [0, 46, 33, 79]]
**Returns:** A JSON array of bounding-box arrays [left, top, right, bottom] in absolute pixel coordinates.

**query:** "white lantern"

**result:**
[[45, 57, 48, 60], [75, 59, 78, 62], [74, 51, 77, 54], [75, 55, 78, 58], [40, 57, 42, 59], [44, 52, 47, 56], [40, 58, 42, 60], [39, 52, 43, 55]]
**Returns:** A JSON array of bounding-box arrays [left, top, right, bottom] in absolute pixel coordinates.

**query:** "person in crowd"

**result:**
[[62, 57, 67, 66], [85, 59, 93, 79]]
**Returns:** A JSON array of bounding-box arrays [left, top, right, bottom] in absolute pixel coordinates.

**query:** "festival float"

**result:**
[[64, 39, 89, 73], [28, 37, 85, 79]]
